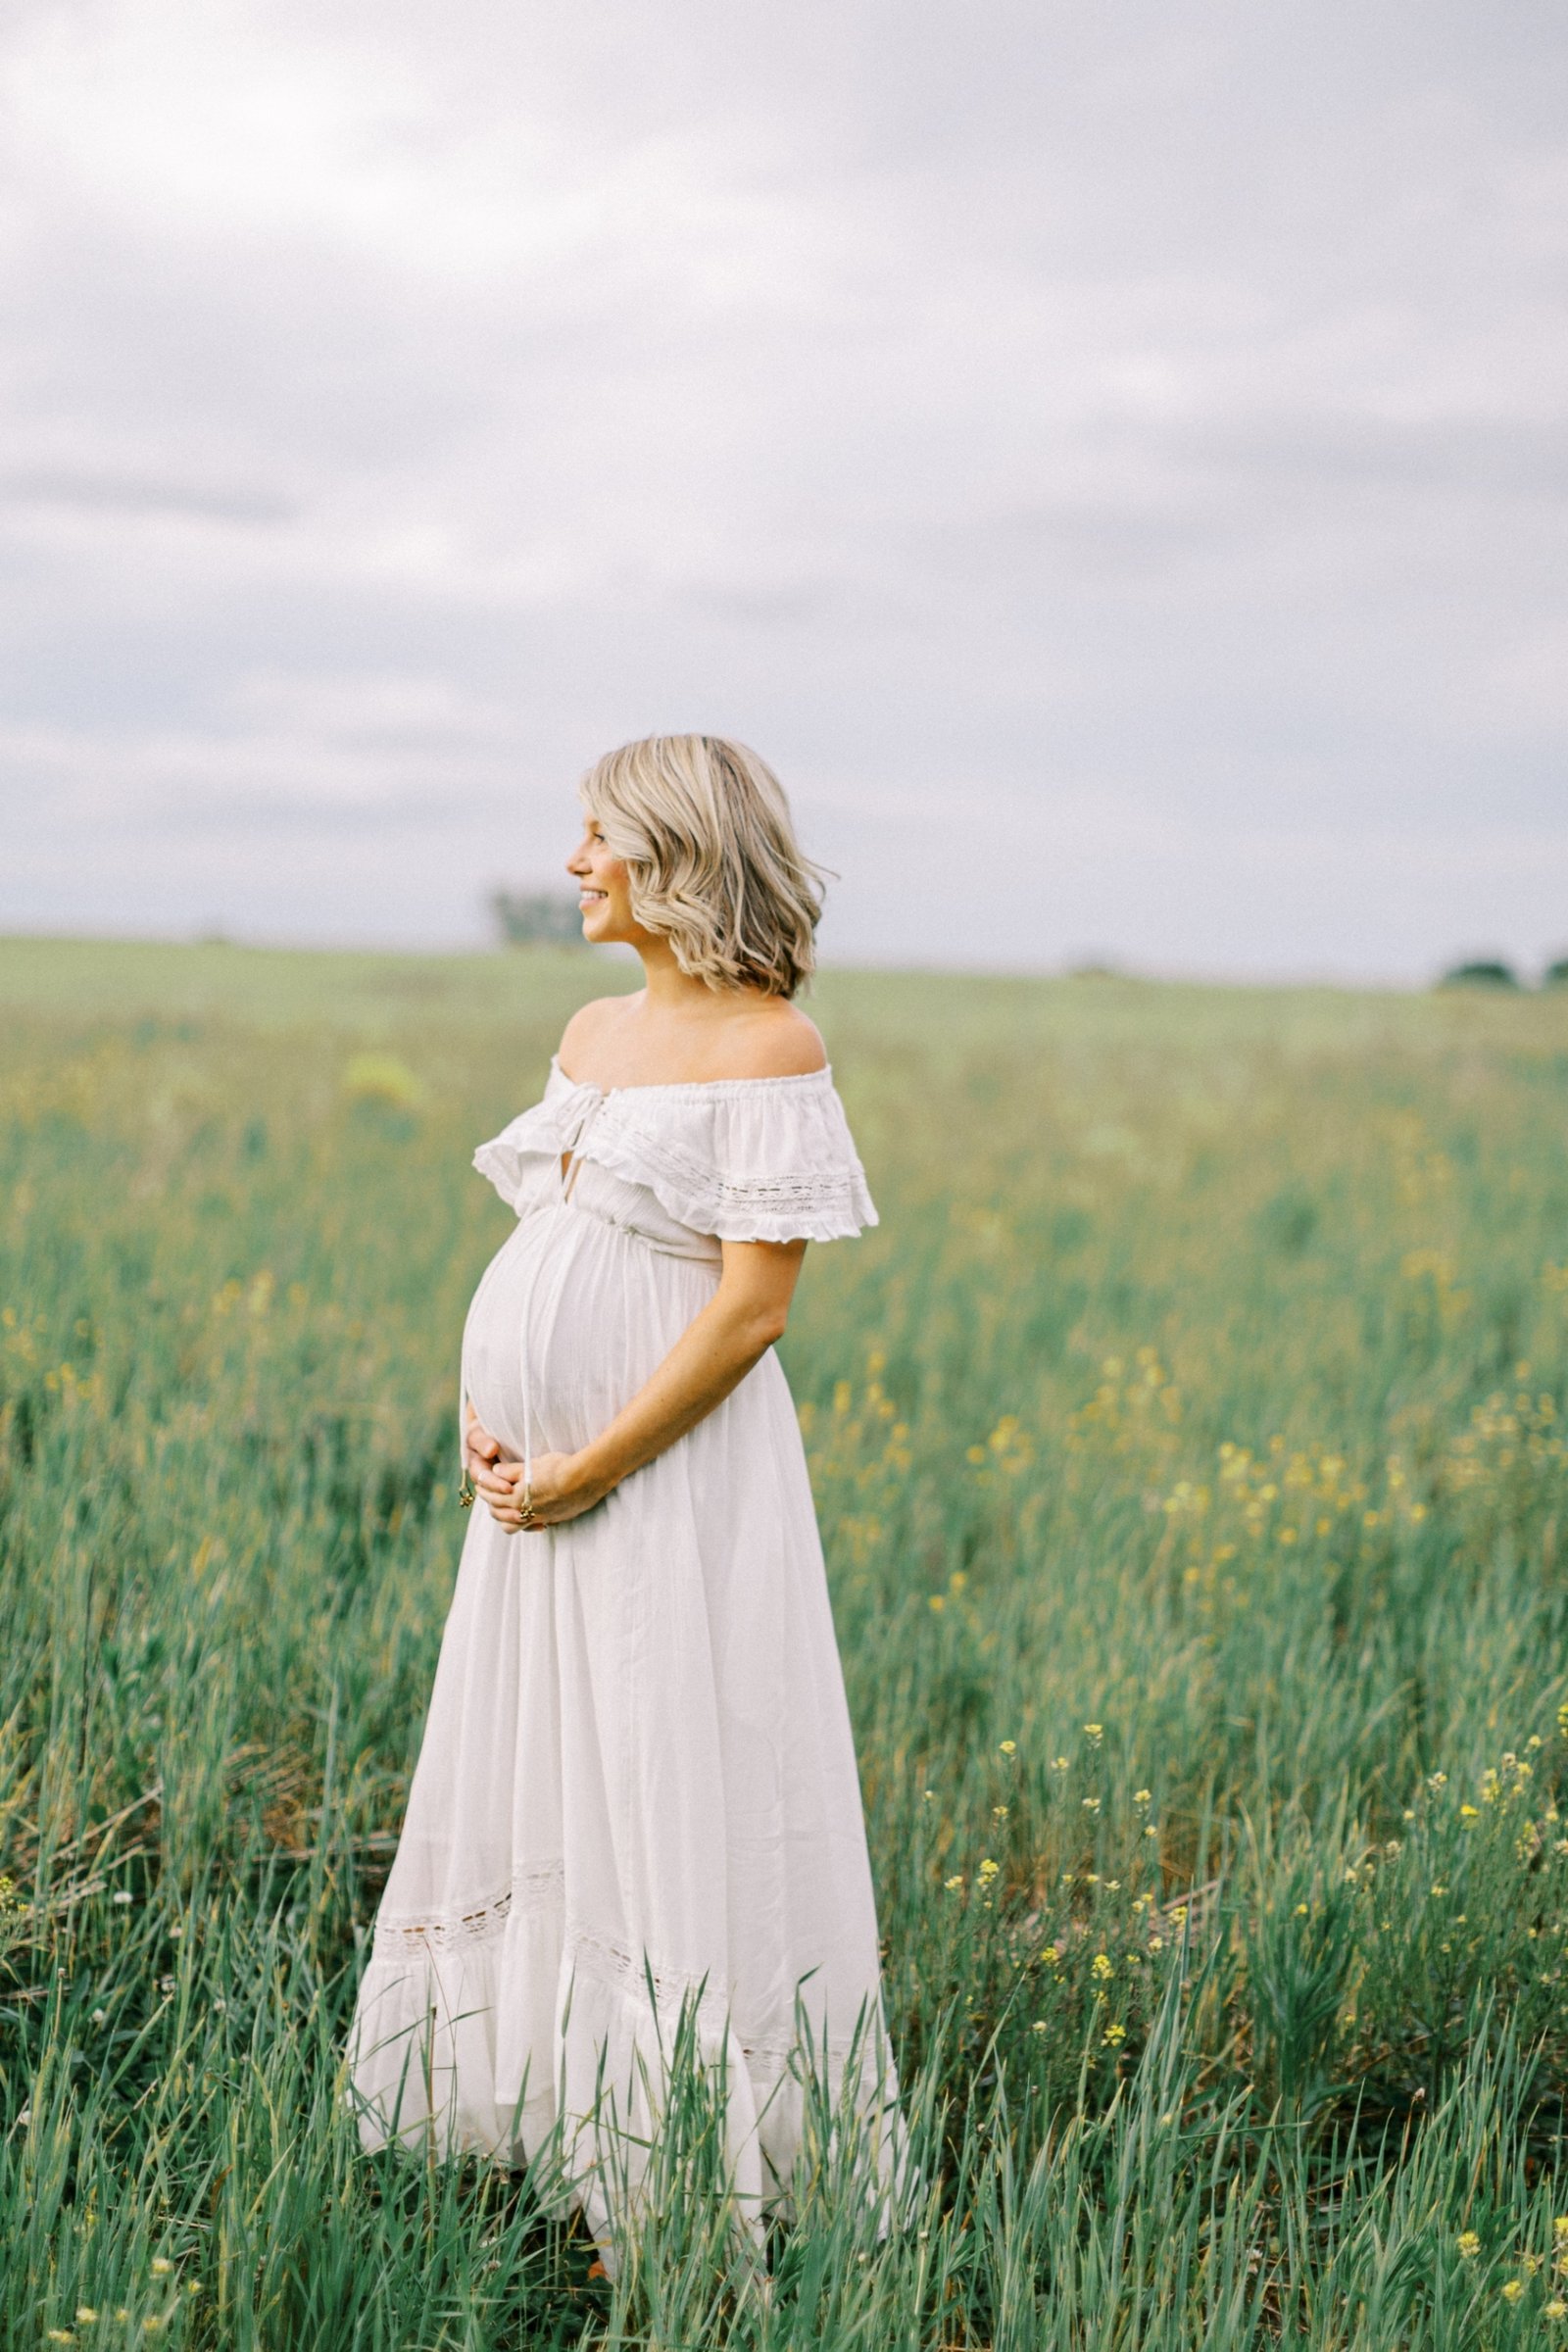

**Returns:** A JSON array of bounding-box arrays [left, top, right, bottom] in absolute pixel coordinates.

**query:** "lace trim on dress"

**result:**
[[562, 1923, 874, 2072], [368, 1875, 883, 2071], [564, 1919, 730, 2029], [587, 1121, 872, 1239], [370, 1862, 563, 1956]]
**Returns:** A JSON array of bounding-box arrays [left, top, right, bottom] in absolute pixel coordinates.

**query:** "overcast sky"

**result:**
[[3, 0, 1565, 979]]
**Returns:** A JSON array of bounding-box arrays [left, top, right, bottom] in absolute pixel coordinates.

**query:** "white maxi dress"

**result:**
[[346, 1056, 903, 2254]]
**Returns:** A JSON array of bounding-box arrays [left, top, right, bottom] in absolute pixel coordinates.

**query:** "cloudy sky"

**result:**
[[3, 0, 1565, 979]]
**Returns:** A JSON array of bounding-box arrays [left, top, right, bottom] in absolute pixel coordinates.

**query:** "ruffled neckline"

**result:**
[[548, 1053, 836, 1101], [473, 1054, 877, 1244]]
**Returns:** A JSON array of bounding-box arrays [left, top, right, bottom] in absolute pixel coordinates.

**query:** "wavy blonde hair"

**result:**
[[580, 734, 827, 998]]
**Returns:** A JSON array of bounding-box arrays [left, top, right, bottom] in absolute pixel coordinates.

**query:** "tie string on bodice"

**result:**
[[557, 1085, 607, 1203]]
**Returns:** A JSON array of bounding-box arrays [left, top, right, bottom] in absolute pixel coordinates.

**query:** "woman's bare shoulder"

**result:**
[[559, 994, 640, 1065], [717, 999, 828, 1081], [560, 990, 825, 1086]]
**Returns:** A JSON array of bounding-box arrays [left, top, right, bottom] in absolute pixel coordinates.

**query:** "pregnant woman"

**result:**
[[346, 735, 903, 2272]]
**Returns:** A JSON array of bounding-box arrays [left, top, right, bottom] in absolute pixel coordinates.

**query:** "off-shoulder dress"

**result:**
[[346, 1056, 903, 2254]]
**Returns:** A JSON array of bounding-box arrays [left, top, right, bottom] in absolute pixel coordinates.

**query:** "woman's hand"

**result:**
[[470, 1447, 609, 1534], [464, 1406, 503, 1483]]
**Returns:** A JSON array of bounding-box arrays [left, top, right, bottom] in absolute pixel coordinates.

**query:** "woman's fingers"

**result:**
[[463, 1404, 502, 1453], [484, 1495, 548, 1529], [470, 1448, 575, 1532], [475, 1465, 547, 1533]]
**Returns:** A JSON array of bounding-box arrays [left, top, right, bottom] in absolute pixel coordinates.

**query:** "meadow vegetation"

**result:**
[[2, 936, 1567, 2348]]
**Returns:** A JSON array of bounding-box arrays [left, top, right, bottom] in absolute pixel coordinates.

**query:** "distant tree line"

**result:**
[[1438, 956, 1568, 990], [480, 899, 1568, 986], [490, 889, 586, 948]]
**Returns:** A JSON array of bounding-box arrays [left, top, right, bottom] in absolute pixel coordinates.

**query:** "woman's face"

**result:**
[[566, 811, 640, 945]]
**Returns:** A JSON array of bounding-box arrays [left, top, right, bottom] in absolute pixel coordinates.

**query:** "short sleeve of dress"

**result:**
[[591, 1069, 877, 1244]]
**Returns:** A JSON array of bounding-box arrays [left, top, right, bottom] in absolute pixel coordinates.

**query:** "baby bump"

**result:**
[[462, 1203, 719, 1459]]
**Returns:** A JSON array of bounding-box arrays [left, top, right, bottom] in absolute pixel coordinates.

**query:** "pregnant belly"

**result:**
[[462, 1202, 719, 1460]]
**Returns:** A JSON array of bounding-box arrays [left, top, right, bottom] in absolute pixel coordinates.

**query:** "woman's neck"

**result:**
[[634, 936, 728, 1018]]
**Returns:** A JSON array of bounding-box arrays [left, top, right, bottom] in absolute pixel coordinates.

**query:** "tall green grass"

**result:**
[[2, 938, 1567, 2346]]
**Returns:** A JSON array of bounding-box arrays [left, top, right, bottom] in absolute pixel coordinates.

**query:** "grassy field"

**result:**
[[2, 935, 1568, 2349]]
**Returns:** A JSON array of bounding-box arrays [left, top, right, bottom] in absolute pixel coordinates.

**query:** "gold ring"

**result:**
[[517, 1481, 537, 1530]]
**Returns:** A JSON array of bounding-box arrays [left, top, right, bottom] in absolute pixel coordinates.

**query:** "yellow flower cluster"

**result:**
[[1444, 1386, 1565, 1494], [806, 1359, 912, 1490], [965, 1413, 1033, 1475], [1398, 1248, 1469, 1326], [1066, 1350, 1183, 1461]]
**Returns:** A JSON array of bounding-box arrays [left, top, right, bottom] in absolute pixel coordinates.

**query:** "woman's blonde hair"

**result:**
[[580, 734, 826, 998]]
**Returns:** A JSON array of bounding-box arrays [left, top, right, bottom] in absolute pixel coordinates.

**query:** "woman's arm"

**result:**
[[468, 1237, 808, 1532]]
